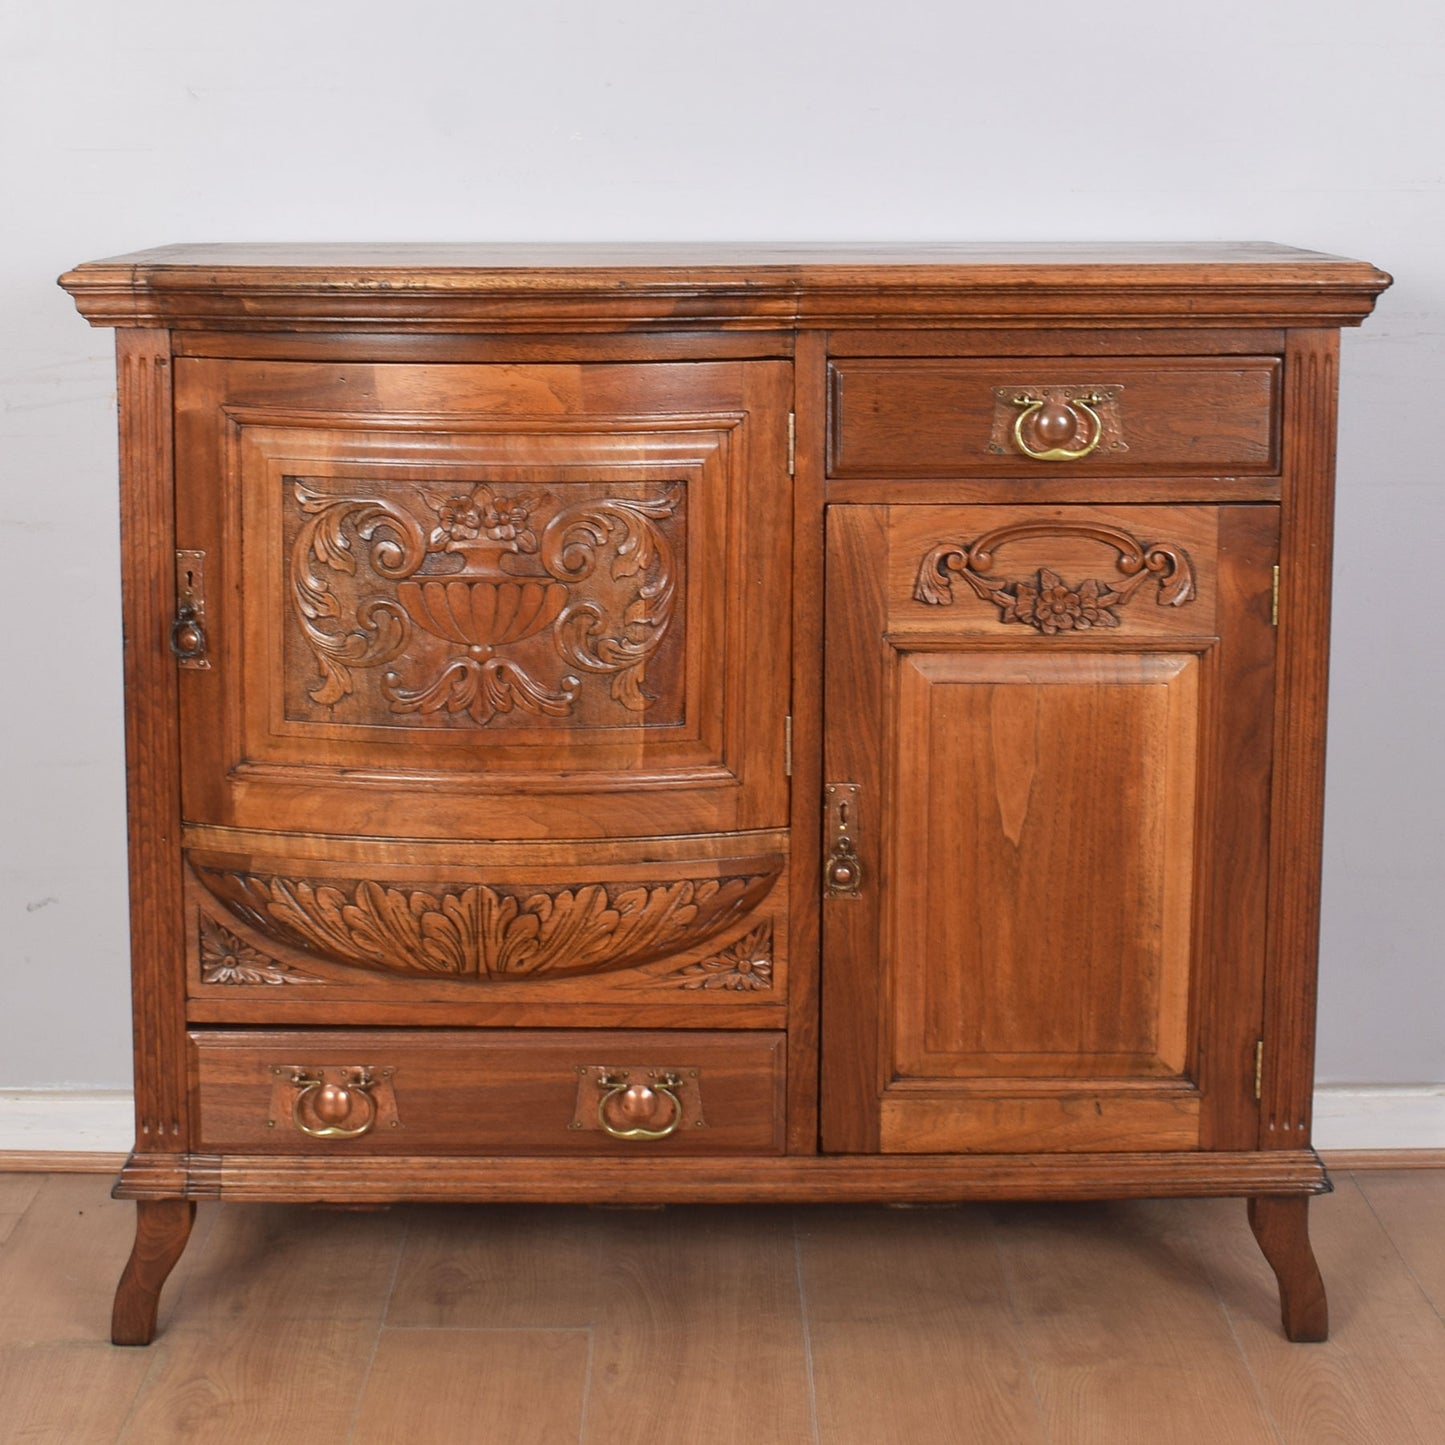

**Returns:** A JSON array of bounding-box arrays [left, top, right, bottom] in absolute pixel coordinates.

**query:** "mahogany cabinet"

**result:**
[[60, 243, 1389, 1345]]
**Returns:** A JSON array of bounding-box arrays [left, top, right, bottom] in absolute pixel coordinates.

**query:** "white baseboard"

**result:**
[[0, 1086, 1441, 1159], [0, 1091, 135, 1156], [1311, 1084, 1445, 1152]]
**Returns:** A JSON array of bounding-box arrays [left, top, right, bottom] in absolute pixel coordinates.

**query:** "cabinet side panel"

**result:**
[[1262, 330, 1340, 1147], [116, 329, 189, 1151]]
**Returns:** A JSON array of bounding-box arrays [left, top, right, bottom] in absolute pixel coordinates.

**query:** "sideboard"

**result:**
[[59, 242, 1390, 1344]]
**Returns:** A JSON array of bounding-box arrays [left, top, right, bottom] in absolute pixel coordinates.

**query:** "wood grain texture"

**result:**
[[165, 1199, 402, 1327], [6, 1171, 1443, 1441], [580, 1207, 815, 1445], [994, 1197, 1285, 1442], [115, 330, 188, 1155], [352, 1329, 588, 1445], [190, 1028, 787, 1156], [125, 1149, 1329, 1205], [1261, 330, 1340, 1149], [829, 356, 1280, 477], [1196, 1174, 1445, 1443], [830, 501, 1274, 1158], [785, 329, 828, 1154], [60, 241, 1392, 332], [0, 1173, 42, 1244], [117, 1320, 377, 1444], [0, 1342, 155, 1445], [387, 1204, 610, 1329], [59, 247, 1391, 1347], [1248, 1194, 1329, 1341], [111, 1200, 196, 1345], [1353, 1169, 1445, 1316], [819, 504, 891, 1152], [174, 357, 792, 843], [800, 1206, 1046, 1442], [0, 1175, 196, 1347]]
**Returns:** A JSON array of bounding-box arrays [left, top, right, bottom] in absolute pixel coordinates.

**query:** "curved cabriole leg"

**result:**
[[1247, 1195, 1328, 1342], [111, 1199, 197, 1346]]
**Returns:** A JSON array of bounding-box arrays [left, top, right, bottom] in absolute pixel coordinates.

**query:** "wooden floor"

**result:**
[[0, 1171, 1442, 1443]]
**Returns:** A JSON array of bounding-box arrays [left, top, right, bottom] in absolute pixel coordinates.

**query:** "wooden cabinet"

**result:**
[[60, 243, 1389, 1347]]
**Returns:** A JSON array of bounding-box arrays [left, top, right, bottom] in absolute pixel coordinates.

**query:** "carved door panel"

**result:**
[[173, 359, 792, 842], [172, 359, 794, 1011], [821, 503, 1278, 1154]]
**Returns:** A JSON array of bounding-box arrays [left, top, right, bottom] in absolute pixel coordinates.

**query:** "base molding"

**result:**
[[106, 1148, 1329, 1203]]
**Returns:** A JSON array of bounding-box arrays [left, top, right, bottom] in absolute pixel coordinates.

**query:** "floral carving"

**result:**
[[673, 924, 774, 990], [914, 521, 1195, 632], [198, 915, 325, 986], [192, 864, 780, 983], [289, 478, 680, 726]]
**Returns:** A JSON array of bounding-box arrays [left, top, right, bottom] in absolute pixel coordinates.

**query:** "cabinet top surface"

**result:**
[[60, 241, 1390, 332]]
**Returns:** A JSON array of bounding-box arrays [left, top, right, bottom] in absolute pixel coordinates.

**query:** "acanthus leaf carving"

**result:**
[[191, 863, 779, 983], [914, 521, 1195, 633]]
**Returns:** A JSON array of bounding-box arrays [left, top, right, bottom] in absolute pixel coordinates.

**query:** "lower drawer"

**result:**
[[190, 1028, 786, 1156]]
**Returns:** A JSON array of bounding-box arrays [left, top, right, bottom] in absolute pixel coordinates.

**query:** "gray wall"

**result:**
[[2, 0, 1440, 1089]]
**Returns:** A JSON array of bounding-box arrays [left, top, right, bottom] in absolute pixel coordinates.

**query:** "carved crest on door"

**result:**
[[913, 521, 1196, 633], [288, 478, 682, 727]]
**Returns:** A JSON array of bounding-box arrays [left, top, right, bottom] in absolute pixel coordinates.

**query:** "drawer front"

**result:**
[[828, 357, 1279, 478], [191, 1029, 786, 1155]]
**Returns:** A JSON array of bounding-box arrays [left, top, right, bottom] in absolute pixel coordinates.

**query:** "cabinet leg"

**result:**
[[1246, 1195, 1328, 1342], [111, 1199, 197, 1346]]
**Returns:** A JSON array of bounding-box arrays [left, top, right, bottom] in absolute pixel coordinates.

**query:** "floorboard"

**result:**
[[0, 1170, 1441, 1443]]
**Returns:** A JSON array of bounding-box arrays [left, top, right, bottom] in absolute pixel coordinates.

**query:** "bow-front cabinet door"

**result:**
[[170, 358, 795, 1018], [821, 503, 1279, 1155]]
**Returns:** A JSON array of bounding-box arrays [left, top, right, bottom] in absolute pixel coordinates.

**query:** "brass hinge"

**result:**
[[784, 715, 793, 777], [1271, 565, 1280, 627], [787, 412, 796, 476], [1254, 1039, 1264, 1101]]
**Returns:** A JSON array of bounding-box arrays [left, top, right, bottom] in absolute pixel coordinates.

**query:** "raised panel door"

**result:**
[[821, 502, 1278, 1154]]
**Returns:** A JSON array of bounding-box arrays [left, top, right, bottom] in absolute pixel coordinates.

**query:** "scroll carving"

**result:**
[[191, 864, 780, 982], [914, 521, 1195, 633], [198, 915, 326, 986], [290, 479, 680, 726]]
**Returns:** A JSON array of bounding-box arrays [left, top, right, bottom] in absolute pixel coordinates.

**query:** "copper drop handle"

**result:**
[[596, 1071, 684, 1140], [1010, 392, 1107, 462], [169, 603, 207, 662], [290, 1068, 377, 1139]]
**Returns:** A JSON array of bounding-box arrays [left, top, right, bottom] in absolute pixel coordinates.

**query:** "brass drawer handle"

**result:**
[[1010, 392, 1106, 462], [289, 1067, 377, 1139], [596, 1071, 684, 1140]]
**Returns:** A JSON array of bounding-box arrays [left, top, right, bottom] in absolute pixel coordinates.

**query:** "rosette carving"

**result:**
[[289, 478, 680, 726], [914, 521, 1195, 633], [191, 863, 780, 982], [198, 916, 326, 986], [674, 924, 774, 991]]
